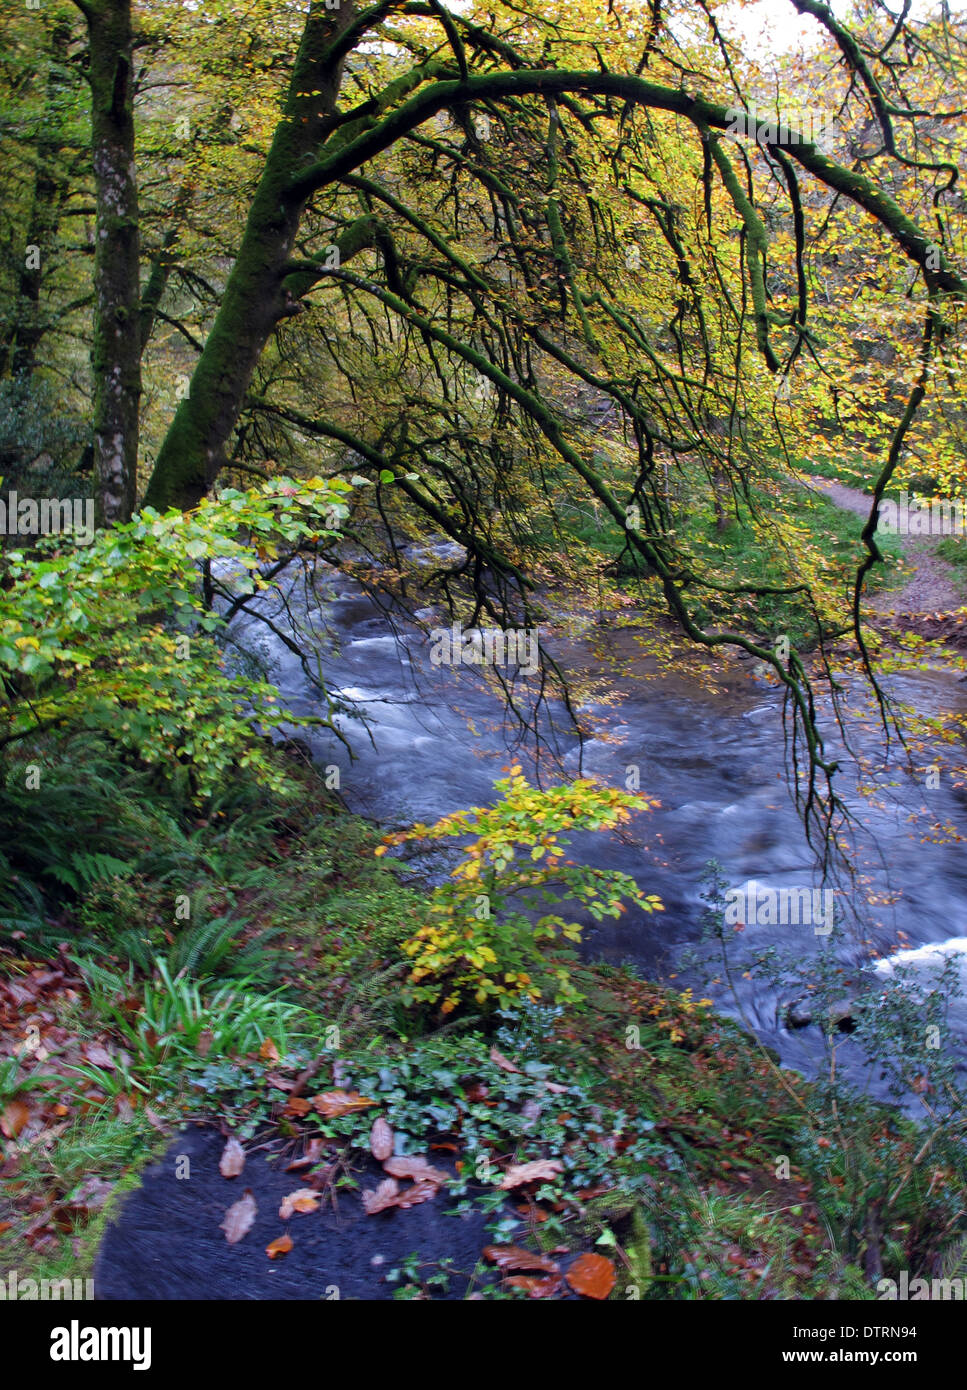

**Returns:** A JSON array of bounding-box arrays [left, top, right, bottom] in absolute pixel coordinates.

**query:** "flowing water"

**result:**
[[227, 546, 967, 1102]]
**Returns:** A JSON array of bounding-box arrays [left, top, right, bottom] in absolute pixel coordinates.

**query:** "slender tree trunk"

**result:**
[[85, 0, 140, 525], [0, 18, 75, 385], [143, 1, 356, 513]]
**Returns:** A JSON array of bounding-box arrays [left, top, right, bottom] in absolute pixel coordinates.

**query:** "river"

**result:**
[[226, 544, 967, 1104]]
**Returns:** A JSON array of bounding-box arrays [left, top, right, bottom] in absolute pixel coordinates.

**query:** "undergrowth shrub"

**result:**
[[380, 766, 663, 1015]]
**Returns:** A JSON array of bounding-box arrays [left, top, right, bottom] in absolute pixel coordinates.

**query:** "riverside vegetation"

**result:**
[[3, 0, 967, 1300]]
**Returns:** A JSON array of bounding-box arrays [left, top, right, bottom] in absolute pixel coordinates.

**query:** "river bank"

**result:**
[[2, 739, 965, 1300]]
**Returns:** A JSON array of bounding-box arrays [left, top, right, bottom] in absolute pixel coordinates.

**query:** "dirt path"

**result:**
[[807, 474, 965, 616]]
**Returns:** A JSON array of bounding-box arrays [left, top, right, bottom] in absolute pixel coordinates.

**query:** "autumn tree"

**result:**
[[7, 0, 967, 834]]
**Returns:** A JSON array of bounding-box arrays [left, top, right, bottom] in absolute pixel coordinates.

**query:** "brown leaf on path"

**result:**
[[0, 1100, 29, 1139], [505, 1274, 564, 1298], [394, 1180, 438, 1210], [219, 1136, 246, 1178], [362, 1177, 400, 1214], [370, 1116, 393, 1161], [311, 1089, 377, 1119], [565, 1252, 616, 1300], [499, 1159, 563, 1189], [361, 1175, 440, 1215], [279, 1188, 319, 1219], [489, 1046, 520, 1073], [220, 1189, 257, 1244], [382, 1155, 449, 1186], [266, 1234, 293, 1259], [483, 1245, 561, 1274]]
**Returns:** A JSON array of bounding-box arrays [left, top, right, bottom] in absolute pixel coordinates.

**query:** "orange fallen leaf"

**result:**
[[266, 1233, 293, 1259], [279, 1188, 319, 1219], [219, 1137, 246, 1178], [565, 1252, 615, 1300], [499, 1159, 563, 1189], [220, 1189, 257, 1245], [370, 1116, 393, 1161], [311, 1090, 377, 1118], [1, 1101, 30, 1138]]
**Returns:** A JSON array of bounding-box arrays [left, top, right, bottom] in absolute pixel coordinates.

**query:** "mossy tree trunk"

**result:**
[[142, 0, 358, 513]]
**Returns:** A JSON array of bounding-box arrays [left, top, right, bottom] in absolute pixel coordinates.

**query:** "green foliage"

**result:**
[[75, 955, 309, 1089], [687, 861, 967, 1286], [112, 912, 279, 984], [0, 475, 354, 798], [305, 1026, 667, 1214], [381, 766, 663, 1015], [0, 376, 90, 500], [0, 1049, 58, 1105], [935, 535, 967, 571], [0, 731, 288, 969], [0, 734, 138, 938]]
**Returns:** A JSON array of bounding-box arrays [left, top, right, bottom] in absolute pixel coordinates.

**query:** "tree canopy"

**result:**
[[4, 0, 967, 834]]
